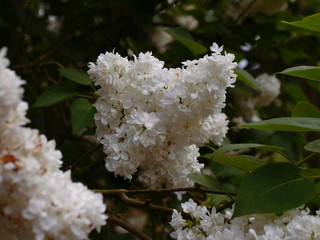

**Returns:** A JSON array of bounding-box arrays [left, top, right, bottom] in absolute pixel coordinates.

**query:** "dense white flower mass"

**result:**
[[0, 48, 107, 240], [170, 199, 320, 240], [88, 43, 237, 188]]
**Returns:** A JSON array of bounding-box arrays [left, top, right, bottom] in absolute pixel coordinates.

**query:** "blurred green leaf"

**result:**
[[304, 139, 320, 153], [188, 173, 222, 191], [234, 67, 261, 90], [166, 27, 207, 56], [291, 101, 320, 117], [218, 143, 284, 153], [33, 82, 78, 107], [238, 117, 320, 132], [71, 98, 96, 133], [233, 162, 317, 217], [282, 82, 309, 102], [284, 13, 320, 33], [278, 66, 320, 81], [301, 168, 320, 178], [59, 68, 92, 86]]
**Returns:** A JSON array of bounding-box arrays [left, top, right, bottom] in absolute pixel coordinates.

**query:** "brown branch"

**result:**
[[94, 187, 236, 196], [107, 214, 153, 240]]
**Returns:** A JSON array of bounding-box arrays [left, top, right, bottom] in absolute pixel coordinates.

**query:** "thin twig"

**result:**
[[94, 187, 236, 196], [70, 144, 102, 170], [107, 214, 153, 240]]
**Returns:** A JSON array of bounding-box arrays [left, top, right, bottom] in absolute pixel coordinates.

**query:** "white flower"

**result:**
[[255, 73, 280, 107], [0, 48, 107, 240], [89, 43, 237, 188], [170, 199, 320, 240], [210, 43, 224, 54]]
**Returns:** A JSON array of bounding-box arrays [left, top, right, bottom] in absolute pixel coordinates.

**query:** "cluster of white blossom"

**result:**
[[0, 47, 107, 240], [170, 199, 320, 240], [88, 43, 237, 188], [232, 73, 280, 122]]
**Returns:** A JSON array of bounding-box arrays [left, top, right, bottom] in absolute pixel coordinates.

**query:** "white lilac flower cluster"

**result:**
[[88, 43, 237, 188], [170, 199, 320, 240], [0, 48, 107, 240]]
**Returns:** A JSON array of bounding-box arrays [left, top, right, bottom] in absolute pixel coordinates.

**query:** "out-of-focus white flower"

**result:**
[[232, 73, 280, 122], [0, 48, 107, 240], [89, 43, 237, 188], [255, 73, 281, 107], [170, 199, 320, 240], [176, 15, 199, 30]]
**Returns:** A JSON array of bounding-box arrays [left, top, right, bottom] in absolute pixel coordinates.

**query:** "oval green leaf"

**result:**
[[218, 143, 284, 153], [233, 162, 317, 217], [234, 67, 262, 90], [284, 13, 320, 33], [71, 98, 96, 133], [291, 101, 320, 118], [301, 168, 320, 179], [188, 173, 222, 191], [206, 151, 263, 172], [304, 139, 320, 153], [238, 117, 320, 132], [165, 27, 207, 56], [59, 68, 92, 86], [278, 66, 320, 81], [33, 82, 78, 107]]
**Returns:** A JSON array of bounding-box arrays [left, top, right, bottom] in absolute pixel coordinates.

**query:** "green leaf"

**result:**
[[234, 67, 262, 90], [70, 98, 96, 133], [165, 27, 207, 56], [205, 151, 263, 172], [188, 173, 222, 191], [233, 162, 317, 217], [284, 13, 320, 33], [292, 101, 320, 118], [218, 143, 284, 153], [301, 168, 320, 178], [238, 117, 320, 132], [304, 139, 320, 153], [282, 82, 309, 102], [278, 66, 320, 81], [33, 82, 78, 107], [59, 68, 92, 86]]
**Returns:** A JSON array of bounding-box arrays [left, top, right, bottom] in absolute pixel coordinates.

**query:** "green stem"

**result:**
[[297, 152, 317, 166]]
